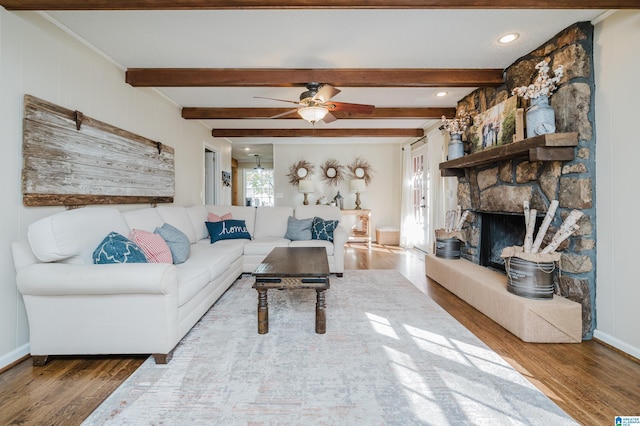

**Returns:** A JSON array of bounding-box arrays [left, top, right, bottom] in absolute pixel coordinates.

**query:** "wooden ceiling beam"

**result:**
[[1, 0, 632, 10], [126, 68, 504, 88], [211, 128, 425, 137], [183, 107, 456, 119]]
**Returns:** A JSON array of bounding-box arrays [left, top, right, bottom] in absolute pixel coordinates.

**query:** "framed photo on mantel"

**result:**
[[470, 96, 518, 153]]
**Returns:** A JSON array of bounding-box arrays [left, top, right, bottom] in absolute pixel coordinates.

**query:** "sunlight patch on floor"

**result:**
[[365, 312, 399, 340], [382, 345, 449, 424], [433, 367, 523, 424]]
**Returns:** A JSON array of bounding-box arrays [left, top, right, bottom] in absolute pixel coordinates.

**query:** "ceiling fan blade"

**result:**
[[254, 96, 301, 106], [322, 112, 338, 124], [324, 101, 375, 114], [269, 109, 300, 119], [313, 84, 341, 103]]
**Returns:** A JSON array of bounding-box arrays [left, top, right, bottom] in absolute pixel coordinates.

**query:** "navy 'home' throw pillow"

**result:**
[[311, 217, 339, 242], [206, 219, 252, 244], [93, 232, 148, 264]]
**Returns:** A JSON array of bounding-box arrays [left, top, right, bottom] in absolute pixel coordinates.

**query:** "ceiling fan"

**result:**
[[255, 83, 375, 124]]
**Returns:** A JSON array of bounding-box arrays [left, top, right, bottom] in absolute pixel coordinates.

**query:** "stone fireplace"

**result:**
[[451, 22, 596, 338]]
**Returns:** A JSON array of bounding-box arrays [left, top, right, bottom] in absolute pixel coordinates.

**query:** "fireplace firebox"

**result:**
[[479, 212, 543, 272]]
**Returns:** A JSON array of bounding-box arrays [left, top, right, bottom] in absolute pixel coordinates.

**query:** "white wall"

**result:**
[[594, 10, 640, 359], [273, 143, 402, 233], [0, 9, 231, 368]]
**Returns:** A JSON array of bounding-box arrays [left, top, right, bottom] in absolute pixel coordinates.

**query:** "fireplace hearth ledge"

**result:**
[[426, 255, 582, 343]]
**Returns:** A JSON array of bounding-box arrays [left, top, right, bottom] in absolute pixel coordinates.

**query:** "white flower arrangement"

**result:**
[[512, 59, 564, 100], [441, 114, 470, 135]]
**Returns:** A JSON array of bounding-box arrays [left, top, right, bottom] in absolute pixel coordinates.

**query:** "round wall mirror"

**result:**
[[326, 167, 337, 178], [297, 167, 308, 178], [355, 167, 365, 178]]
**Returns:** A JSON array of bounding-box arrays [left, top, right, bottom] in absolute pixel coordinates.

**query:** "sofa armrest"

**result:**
[[16, 263, 178, 296], [333, 225, 349, 247]]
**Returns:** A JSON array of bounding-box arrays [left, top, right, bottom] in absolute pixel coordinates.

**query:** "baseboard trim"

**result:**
[[0, 343, 31, 373], [593, 329, 640, 363]]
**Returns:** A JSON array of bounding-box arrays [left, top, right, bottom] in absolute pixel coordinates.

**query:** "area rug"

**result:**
[[83, 270, 576, 425]]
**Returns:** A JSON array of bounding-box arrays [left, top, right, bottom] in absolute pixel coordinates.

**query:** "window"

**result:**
[[244, 169, 274, 206]]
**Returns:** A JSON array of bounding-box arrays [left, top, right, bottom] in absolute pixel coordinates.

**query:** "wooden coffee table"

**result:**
[[252, 247, 330, 334]]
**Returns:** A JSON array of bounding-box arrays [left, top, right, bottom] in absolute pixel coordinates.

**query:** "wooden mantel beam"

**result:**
[[211, 128, 424, 138], [1, 0, 633, 10], [183, 107, 455, 120], [126, 68, 504, 88]]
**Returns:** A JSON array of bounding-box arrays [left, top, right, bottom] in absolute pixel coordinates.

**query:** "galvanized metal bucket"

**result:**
[[505, 257, 556, 299], [435, 238, 461, 259]]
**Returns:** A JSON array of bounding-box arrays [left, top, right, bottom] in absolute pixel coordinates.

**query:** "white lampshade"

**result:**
[[298, 106, 328, 123], [350, 179, 366, 193], [298, 179, 314, 193]]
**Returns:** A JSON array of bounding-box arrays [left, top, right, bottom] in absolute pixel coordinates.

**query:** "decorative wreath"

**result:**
[[348, 157, 374, 186], [287, 160, 315, 187], [320, 159, 345, 186]]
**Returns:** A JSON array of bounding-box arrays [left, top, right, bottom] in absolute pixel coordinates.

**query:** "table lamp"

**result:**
[[350, 179, 366, 210], [299, 179, 314, 205]]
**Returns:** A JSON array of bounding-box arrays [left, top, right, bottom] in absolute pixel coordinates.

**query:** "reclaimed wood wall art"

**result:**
[[22, 95, 175, 207]]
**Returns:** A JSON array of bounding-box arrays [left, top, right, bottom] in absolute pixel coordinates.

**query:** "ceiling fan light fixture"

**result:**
[[298, 106, 328, 124]]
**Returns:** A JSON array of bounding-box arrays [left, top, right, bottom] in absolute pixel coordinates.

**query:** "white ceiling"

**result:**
[[43, 8, 607, 161]]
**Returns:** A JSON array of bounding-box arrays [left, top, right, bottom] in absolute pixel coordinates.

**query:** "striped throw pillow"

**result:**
[[129, 229, 173, 263]]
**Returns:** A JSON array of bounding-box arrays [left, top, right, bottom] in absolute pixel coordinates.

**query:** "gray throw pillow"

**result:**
[[154, 223, 190, 264], [284, 216, 313, 241]]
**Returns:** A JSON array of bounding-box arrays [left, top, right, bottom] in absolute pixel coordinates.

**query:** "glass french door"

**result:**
[[411, 144, 428, 249]]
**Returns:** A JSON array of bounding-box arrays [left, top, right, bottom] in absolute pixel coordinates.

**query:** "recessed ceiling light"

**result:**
[[244, 147, 250, 151], [436, 91, 448, 97], [498, 33, 519, 44]]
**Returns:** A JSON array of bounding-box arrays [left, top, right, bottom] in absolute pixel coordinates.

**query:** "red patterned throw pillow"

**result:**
[[129, 229, 173, 263]]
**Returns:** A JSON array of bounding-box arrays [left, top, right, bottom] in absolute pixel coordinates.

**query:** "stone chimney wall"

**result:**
[[454, 22, 596, 338]]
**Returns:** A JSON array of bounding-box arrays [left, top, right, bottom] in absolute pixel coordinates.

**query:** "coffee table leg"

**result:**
[[315, 289, 326, 334], [257, 288, 269, 334]]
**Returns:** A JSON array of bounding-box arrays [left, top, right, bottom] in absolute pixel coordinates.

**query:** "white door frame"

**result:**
[[204, 144, 221, 205]]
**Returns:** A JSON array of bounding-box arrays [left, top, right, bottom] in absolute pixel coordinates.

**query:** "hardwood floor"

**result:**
[[1, 243, 638, 425]]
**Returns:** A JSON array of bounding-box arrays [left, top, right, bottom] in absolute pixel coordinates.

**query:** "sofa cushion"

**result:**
[[187, 242, 240, 278], [206, 220, 251, 243], [174, 265, 211, 307], [155, 223, 191, 264], [254, 206, 294, 239], [157, 206, 198, 244], [243, 237, 290, 255], [288, 239, 335, 256], [93, 232, 148, 264], [129, 229, 172, 263], [194, 238, 245, 264], [122, 208, 164, 233], [28, 207, 130, 265], [185, 205, 209, 241], [284, 216, 313, 241], [311, 217, 339, 242]]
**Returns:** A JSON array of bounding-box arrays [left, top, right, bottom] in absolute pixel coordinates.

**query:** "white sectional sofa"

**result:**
[[11, 204, 347, 365]]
